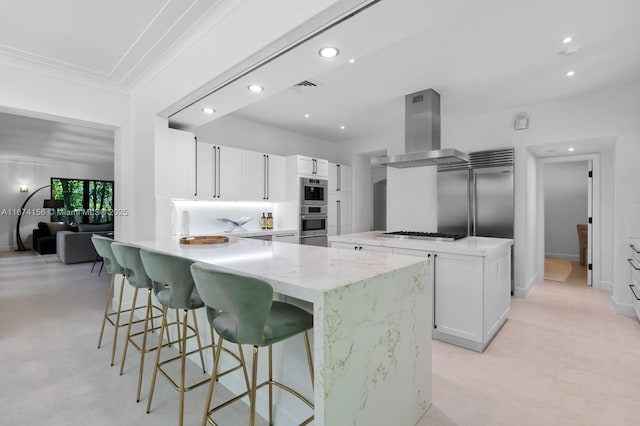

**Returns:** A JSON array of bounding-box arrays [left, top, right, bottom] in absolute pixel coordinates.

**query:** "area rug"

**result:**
[[544, 258, 573, 282]]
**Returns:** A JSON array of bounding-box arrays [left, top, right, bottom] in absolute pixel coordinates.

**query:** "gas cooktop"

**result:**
[[378, 231, 467, 242]]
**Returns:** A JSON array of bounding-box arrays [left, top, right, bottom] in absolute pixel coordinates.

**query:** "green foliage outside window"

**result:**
[[50, 178, 114, 224]]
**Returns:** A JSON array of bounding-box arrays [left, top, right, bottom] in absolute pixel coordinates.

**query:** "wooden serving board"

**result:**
[[179, 235, 229, 245]]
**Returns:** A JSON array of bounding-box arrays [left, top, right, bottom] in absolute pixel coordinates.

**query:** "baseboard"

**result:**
[[544, 253, 579, 261], [513, 275, 538, 298], [611, 294, 635, 318], [597, 280, 613, 293]]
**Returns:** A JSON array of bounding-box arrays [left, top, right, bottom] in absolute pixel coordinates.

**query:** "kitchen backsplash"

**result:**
[[171, 200, 278, 236]]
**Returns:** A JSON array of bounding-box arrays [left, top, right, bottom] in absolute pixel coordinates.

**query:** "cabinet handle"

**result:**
[[211, 146, 218, 198], [337, 200, 341, 235], [358, 246, 363, 251], [274, 234, 296, 238], [433, 253, 438, 329], [266, 154, 270, 199], [337, 164, 341, 191], [631, 244, 640, 254], [263, 155, 267, 199], [217, 146, 221, 198], [354, 246, 358, 251], [630, 284, 640, 301], [194, 137, 198, 197], [628, 258, 640, 271]]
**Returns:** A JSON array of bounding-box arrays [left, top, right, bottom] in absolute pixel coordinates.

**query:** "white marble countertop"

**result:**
[[133, 236, 426, 303], [329, 231, 513, 257]]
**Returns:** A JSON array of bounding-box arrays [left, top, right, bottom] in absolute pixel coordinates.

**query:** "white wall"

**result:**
[[543, 161, 588, 260], [194, 114, 346, 163], [0, 160, 114, 250]]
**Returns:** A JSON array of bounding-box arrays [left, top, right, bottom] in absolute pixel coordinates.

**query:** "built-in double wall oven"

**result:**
[[300, 177, 328, 247]]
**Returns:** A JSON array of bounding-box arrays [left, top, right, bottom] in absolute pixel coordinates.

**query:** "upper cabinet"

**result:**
[[168, 129, 197, 199], [294, 155, 329, 178], [195, 142, 242, 200], [241, 151, 285, 201], [328, 163, 352, 192]]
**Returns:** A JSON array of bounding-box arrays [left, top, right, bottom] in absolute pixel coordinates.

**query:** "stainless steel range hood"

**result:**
[[372, 89, 469, 168]]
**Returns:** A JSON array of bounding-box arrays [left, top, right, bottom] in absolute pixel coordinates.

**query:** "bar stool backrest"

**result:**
[[111, 243, 152, 290], [139, 249, 196, 310], [190, 263, 274, 346], [91, 235, 124, 275]]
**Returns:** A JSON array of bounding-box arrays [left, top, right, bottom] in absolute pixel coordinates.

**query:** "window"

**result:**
[[50, 178, 114, 224]]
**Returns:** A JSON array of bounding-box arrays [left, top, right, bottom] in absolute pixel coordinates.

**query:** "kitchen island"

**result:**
[[133, 236, 432, 426], [329, 231, 513, 352]]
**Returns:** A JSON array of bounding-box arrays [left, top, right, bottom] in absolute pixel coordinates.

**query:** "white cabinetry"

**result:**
[[433, 252, 484, 343], [330, 241, 392, 253], [241, 151, 285, 201], [198, 144, 242, 200], [272, 232, 299, 244], [328, 193, 352, 236], [328, 163, 352, 192], [294, 155, 329, 178], [168, 129, 196, 198], [328, 163, 352, 236], [629, 241, 640, 321]]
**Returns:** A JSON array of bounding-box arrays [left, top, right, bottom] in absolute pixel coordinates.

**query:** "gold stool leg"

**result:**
[[97, 273, 115, 349], [136, 289, 153, 403], [119, 287, 139, 375], [110, 276, 126, 366], [179, 309, 188, 426], [146, 305, 168, 414], [175, 309, 182, 350], [202, 335, 224, 426], [191, 309, 207, 373], [304, 330, 314, 388], [249, 346, 259, 426], [269, 344, 274, 425]]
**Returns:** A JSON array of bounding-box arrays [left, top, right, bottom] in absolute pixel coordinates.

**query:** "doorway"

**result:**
[[537, 152, 600, 289], [542, 159, 591, 286]]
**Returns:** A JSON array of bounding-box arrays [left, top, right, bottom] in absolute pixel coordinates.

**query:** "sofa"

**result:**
[[56, 223, 114, 264], [32, 222, 68, 254]]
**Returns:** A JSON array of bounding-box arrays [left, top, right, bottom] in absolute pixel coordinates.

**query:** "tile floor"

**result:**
[[1, 255, 639, 425]]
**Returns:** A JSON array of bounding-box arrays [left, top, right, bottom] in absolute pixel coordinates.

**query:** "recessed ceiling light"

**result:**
[[202, 107, 215, 114], [340, 125, 346, 130], [566, 70, 575, 77], [568, 147, 575, 152], [304, 114, 310, 118], [248, 84, 264, 93], [563, 36, 573, 44], [319, 46, 339, 58], [349, 58, 355, 63]]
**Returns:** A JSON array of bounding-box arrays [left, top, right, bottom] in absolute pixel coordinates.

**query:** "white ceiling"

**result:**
[[0, 0, 221, 88], [170, 0, 640, 142]]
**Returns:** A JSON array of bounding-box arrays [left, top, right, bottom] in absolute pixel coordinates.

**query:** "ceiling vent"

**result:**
[[290, 79, 322, 94]]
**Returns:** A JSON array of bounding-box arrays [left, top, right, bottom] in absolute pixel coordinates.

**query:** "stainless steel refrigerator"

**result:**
[[437, 148, 515, 289]]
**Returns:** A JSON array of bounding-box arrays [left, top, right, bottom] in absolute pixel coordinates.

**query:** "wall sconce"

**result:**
[[19, 185, 29, 193]]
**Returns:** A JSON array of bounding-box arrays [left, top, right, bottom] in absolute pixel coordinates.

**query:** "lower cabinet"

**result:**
[[330, 241, 392, 253], [433, 253, 484, 343], [272, 233, 299, 244], [329, 238, 511, 352]]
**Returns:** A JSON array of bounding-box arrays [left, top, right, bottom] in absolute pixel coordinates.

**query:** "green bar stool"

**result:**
[[92, 234, 128, 367], [191, 263, 315, 426], [139, 249, 212, 426], [111, 242, 164, 402]]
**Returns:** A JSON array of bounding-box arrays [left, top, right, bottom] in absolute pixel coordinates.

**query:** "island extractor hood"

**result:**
[[371, 89, 469, 168]]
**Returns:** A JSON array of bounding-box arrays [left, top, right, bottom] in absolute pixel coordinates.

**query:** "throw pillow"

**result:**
[[46, 222, 65, 235], [64, 222, 79, 232], [37, 222, 51, 236]]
